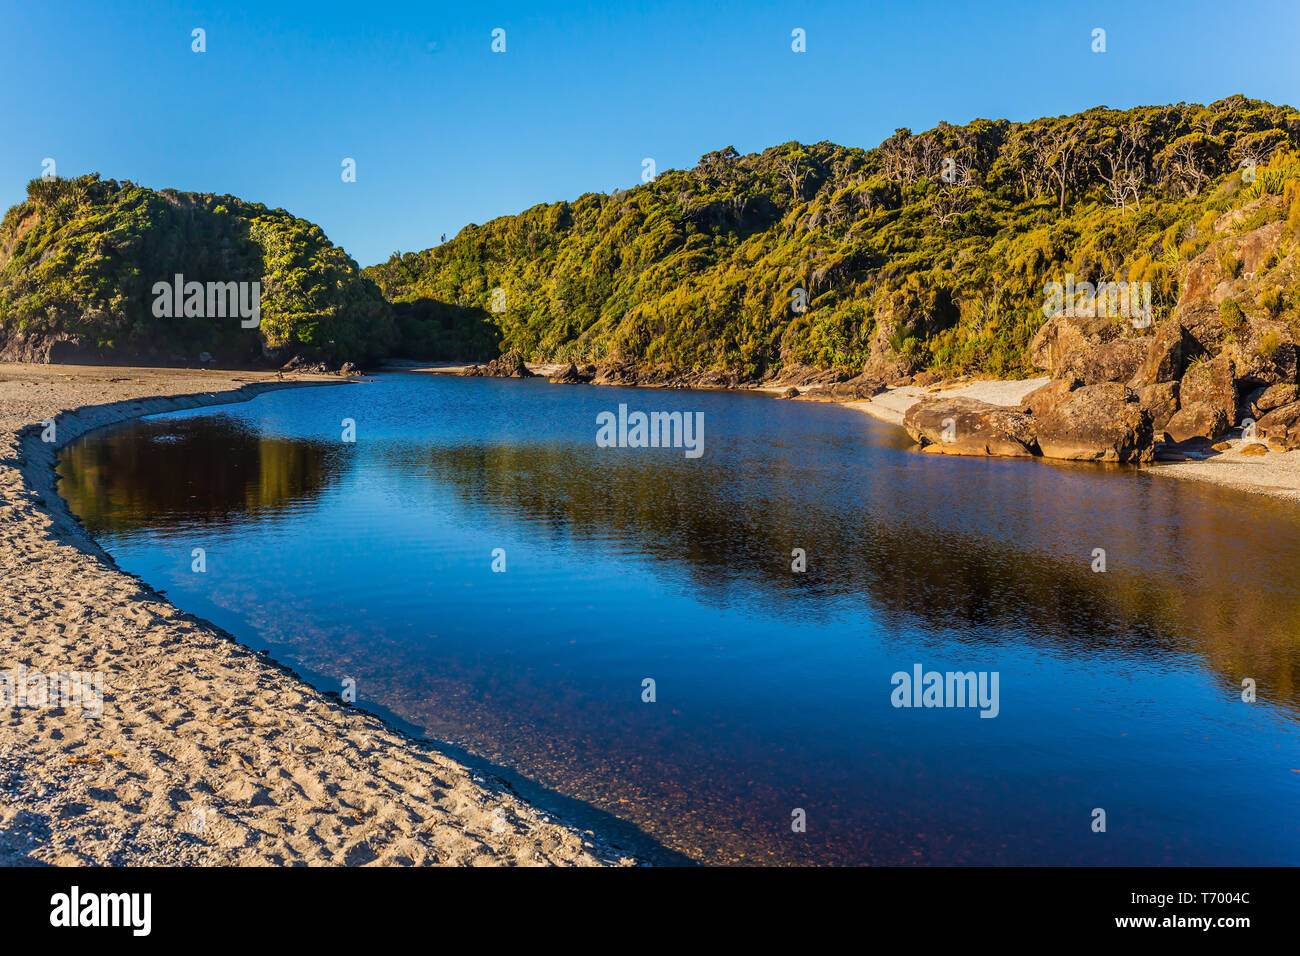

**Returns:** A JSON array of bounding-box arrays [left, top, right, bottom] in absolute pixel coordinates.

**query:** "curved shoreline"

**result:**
[[0, 364, 645, 866]]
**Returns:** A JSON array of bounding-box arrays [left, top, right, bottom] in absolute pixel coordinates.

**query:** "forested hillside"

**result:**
[[0, 175, 395, 365], [366, 96, 1300, 380]]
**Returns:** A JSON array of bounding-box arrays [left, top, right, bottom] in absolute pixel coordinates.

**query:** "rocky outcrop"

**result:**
[[1035, 383, 1154, 462], [0, 332, 100, 364], [1029, 313, 1125, 378], [1248, 382, 1299, 418], [1128, 320, 1198, 387], [462, 352, 535, 378], [549, 363, 596, 384], [1255, 401, 1300, 451], [1164, 402, 1230, 443], [817, 376, 887, 401], [1174, 216, 1288, 319], [1069, 338, 1147, 385], [591, 362, 642, 386], [1180, 355, 1238, 424], [1135, 381, 1180, 433], [1019, 377, 1079, 419], [1226, 317, 1299, 388], [902, 397, 1039, 457]]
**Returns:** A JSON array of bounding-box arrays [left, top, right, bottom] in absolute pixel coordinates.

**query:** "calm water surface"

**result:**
[[57, 372, 1300, 864]]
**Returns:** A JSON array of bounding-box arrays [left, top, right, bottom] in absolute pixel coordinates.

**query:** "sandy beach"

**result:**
[[0, 364, 632, 866]]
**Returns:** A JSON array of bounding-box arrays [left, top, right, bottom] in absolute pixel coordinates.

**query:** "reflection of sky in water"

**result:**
[[57, 372, 1300, 865]]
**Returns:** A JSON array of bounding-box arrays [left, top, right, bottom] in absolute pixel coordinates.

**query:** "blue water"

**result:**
[[57, 371, 1300, 864]]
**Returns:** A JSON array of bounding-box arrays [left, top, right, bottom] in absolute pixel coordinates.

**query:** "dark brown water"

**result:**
[[58, 372, 1300, 864]]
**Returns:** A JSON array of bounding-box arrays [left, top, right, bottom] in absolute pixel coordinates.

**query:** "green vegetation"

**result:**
[[366, 95, 1300, 379], [0, 175, 394, 364], [6, 97, 1300, 375], [1218, 248, 1243, 279], [1221, 297, 1247, 338]]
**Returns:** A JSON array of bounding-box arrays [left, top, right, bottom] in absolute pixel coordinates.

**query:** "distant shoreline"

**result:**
[[404, 358, 1300, 504]]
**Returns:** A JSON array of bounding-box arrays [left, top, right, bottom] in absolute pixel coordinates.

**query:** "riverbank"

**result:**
[[424, 358, 1300, 504], [0, 363, 634, 865], [840, 375, 1300, 504]]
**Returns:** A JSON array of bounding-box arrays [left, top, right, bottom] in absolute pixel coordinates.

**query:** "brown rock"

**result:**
[[1164, 401, 1230, 443], [1134, 381, 1180, 433], [1227, 317, 1299, 387], [1239, 442, 1268, 456], [1035, 383, 1154, 462], [780, 387, 799, 399], [548, 363, 593, 384], [1174, 219, 1288, 319], [1255, 401, 1300, 451], [1179, 355, 1238, 424], [1069, 339, 1147, 385], [1029, 312, 1125, 377], [901, 397, 1039, 458], [1020, 377, 1079, 419], [591, 363, 640, 386], [1227, 319, 1300, 390], [1249, 382, 1298, 418], [462, 352, 535, 378], [820, 377, 886, 401], [1128, 320, 1199, 387]]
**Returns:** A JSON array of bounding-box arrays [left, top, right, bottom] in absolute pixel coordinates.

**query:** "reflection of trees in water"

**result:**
[[403, 442, 1300, 711], [58, 417, 344, 534]]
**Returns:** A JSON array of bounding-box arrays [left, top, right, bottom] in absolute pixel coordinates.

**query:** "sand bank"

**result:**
[[0, 364, 631, 865]]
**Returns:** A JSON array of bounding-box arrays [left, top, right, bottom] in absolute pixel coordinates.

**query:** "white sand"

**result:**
[[847, 377, 1051, 426]]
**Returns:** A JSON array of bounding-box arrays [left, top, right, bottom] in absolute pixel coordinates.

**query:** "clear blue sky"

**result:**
[[2, 0, 1296, 266]]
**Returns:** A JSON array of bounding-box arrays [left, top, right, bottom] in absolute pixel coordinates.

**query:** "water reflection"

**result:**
[[59, 417, 343, 533], [55, 374, 1300, 865], [398, 441, 1300, 709]]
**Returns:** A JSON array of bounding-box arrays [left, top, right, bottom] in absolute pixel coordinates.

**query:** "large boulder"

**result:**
[[1020, 377, 1079, 419], [1250, 382, 1299, 418], [462, 352, 536, 378], [1179, 354, 1238, 424], [0, 331, 99, 364], [1069, 339, 1147, 385], [902, 397, 1039, 458], [549, 362, 595, 384], [1255, 401, 1300, 451], [1164, 401, 1230, 443], [1128, 320, 1199, 387], [1029, 312, 1125, 377], [592, 362, 641, 386], [1135, 381, 1180, 433], [1035, 383, 1154, 463], [819, 375, 887, 401]]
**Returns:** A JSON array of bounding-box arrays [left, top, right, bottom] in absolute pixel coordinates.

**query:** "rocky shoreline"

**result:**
[[0, 364, 638, 866], [444, 344, 1300, 502]]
